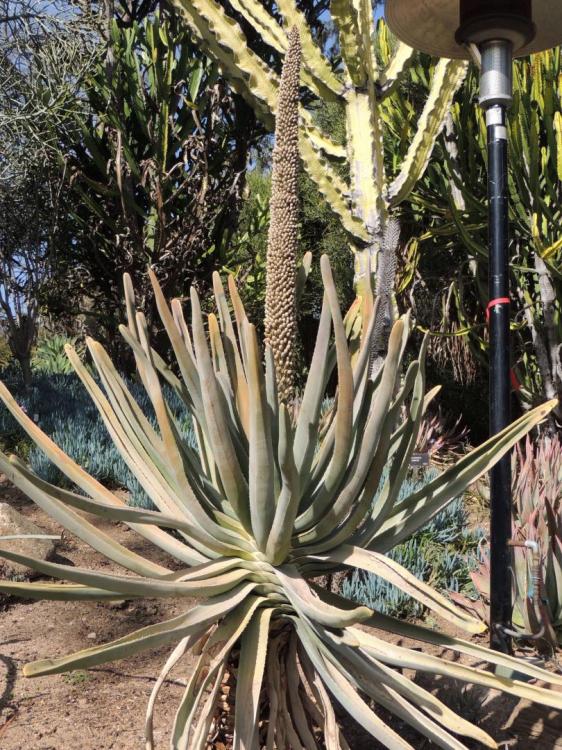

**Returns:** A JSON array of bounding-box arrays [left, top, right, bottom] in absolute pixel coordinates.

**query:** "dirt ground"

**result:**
[[1, 479, 562, 749], [0, 482, 195, 749]]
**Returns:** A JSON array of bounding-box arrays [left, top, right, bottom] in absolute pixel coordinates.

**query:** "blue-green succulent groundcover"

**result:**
[[0, 369, 195, 510]]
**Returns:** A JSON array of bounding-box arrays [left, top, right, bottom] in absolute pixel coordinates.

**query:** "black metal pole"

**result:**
[[486, 101, 512, 654]]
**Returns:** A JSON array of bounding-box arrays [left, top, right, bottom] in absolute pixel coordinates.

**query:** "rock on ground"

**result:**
[[0, 502, 57, 579]]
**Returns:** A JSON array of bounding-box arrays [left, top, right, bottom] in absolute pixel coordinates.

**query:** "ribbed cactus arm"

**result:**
[[226, 0, 343, 102], [388, 58, 468, 207], [299, 135, 369, 242], [331, 0, 386, 247], [331, 0, 367, 86], [173, 0, 278, 126], [340, 0, 386, 293], [173, 0, 345, 161], [225, 0, 286, 56], [346, 89, 386, 237], [275, 0, 345, 100], [375, 20, 415, 94], [300, 113, 347, 160], [223, 0, 287, 55], [554, 110, 562, 180], [378, 41, 416, 93], [171, 0, 363, 240]]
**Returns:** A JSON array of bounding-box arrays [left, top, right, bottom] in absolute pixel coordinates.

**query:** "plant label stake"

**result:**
[[386, 0, 562, 653]]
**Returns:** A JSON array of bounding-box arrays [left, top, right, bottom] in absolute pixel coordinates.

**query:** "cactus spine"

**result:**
[[265, 27, 301, 404]]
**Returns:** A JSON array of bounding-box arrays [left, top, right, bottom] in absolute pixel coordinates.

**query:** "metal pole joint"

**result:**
[[480, 40, 513, 109]]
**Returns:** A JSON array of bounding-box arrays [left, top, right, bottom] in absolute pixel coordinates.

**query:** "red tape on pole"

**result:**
[[510, 370, 521, 392], [486, 297, 510, 322], [485, 296, 520, 390]]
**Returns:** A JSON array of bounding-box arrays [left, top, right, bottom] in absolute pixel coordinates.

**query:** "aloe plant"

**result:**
[[0, 255, 560, 747], [167, 2, 466, 306], [455, 436, 562, 651], [342, 469, 484, 621], [32, 334, 84, 375]]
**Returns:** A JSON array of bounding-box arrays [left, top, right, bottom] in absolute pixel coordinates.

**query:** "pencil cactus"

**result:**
[[169, 0, 466, 305], [0, 258, 561, 747]]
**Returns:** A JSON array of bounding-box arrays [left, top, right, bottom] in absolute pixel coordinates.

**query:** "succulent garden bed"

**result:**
[[0, 256, 558, 748], [2, 0, 562, 746], [2, 483, 561, 750]]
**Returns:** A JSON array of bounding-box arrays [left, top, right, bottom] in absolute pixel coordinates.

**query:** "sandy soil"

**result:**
[[0, 482, 195, 749], [1, 480, 562, 749]]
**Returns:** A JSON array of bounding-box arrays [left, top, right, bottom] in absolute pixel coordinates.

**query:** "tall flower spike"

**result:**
[[265, 26, 301, 404]]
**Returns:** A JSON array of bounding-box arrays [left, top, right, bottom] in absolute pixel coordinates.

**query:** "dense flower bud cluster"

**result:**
[[265, 27, 301, 404]]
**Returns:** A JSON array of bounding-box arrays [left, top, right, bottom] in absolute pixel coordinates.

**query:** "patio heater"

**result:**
[[386, 0, 562, 654]]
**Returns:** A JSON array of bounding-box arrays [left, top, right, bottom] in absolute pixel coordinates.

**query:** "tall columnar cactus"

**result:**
[[265, 27, 301, 404], [170, 0, 466, 307]]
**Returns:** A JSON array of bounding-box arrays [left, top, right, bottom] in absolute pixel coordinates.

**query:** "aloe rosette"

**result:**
[[453, 436, 562, 651], [0, 256, 560, 749]]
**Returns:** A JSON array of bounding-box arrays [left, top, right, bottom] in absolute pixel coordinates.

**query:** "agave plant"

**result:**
[[32, 334, 84, 375], [0, 256, 561, 748]]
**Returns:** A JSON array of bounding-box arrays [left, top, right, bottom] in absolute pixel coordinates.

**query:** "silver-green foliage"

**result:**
[[0, 259, 560, 749], [0, 372, 194, 509], [32, 335, 82, 375], [343, 469, 484, 620]]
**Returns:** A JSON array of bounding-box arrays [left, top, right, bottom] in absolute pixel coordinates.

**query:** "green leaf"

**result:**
[[23, 583, 257, 677]]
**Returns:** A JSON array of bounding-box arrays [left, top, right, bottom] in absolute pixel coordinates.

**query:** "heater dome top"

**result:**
[[386, 0, 562, 60]]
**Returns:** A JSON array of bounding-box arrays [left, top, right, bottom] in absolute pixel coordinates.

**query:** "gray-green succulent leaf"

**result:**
[[0, 255, 559, 749]]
